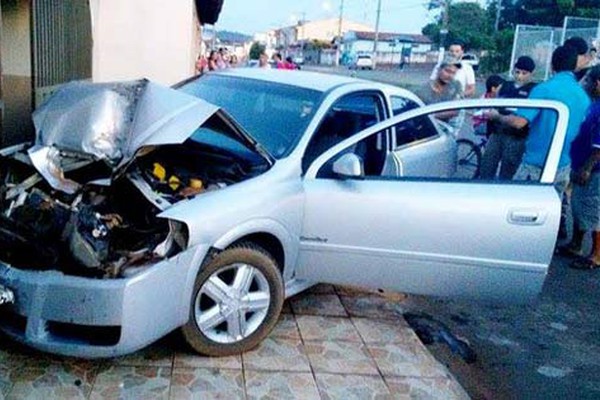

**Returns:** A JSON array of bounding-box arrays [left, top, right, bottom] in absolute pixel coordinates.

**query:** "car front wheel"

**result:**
[[181, 242, 284, 356]]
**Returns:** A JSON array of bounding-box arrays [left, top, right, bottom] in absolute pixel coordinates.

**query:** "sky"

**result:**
[[217, 0, 484, 36]]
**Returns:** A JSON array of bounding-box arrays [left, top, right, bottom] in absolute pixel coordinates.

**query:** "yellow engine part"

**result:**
[[152, 163, 167, 182], [168, 175, 181, 191], [189, 178, 203, 190]]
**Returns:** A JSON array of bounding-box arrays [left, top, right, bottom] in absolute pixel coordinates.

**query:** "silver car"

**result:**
[[0, 69, 568, 358]]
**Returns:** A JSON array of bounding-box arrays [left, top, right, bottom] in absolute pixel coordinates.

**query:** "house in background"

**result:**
[[0, 0, 222, 145], [273, 18, 373, 51], [343, 31, 434, 66]]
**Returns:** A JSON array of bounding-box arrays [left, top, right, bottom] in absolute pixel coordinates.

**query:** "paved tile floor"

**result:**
[[0, 285, 469, 399]]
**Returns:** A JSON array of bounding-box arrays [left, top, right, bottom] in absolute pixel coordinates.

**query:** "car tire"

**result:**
[[181, 242, 284, 356]]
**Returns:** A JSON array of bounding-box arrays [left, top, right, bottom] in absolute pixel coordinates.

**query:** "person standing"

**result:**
[[479, 56, 537, 180], [273, 53, 286, 69], [207, 50, 218, 71], [489, 45, 591, 196], [195, 53, 208, 75], [557, 66, 600, 269], [216, 48, 229, 69], [430, 40, 476, 97], [564, 36, 592, 81], [258, 51, 270, 68], [419, 56, 463, 105]]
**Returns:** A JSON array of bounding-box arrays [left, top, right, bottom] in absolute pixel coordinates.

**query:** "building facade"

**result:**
[[273, 18, 373, 50], [1, 0, 205, 145], [343, 31, 434, 65]]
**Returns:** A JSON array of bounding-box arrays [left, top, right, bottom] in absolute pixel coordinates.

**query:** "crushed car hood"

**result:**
[[33, 79, 223, 163], [31, 79, 271, 193]]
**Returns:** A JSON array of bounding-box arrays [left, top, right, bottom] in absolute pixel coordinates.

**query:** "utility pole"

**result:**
[[438, 0, 449, 62], [336, 0, 344, 66], [301, 12, 306, 41], [373, 0, 382, 69], [494, 0, 502, 32]]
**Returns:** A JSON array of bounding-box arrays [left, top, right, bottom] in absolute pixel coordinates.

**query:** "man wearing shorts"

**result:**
[[560, 66, 600, 269]]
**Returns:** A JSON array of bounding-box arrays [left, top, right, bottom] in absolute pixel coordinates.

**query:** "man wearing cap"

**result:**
[[418, 56, 463, 105], [480, 56, 537, 180], [489, 45, 591, 196], [430, 40, 476, 97]]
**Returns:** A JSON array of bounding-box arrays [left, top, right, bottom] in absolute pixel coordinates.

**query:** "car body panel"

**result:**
[[389, 133, 457, 178], [461, 53, 480, 70], [159, 159, 304, 282]]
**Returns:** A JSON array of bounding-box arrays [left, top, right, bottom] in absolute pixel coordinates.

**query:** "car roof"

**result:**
[[214, 67, 394, 93]]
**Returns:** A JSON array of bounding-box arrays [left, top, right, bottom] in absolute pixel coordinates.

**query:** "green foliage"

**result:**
[[423, 1, 493, 50], [447, 2, 492, 50], [480, 29, 515, 74], [488, 0, 600, 29], [305, 39, 332, 50], [249, 42, 265, 60]]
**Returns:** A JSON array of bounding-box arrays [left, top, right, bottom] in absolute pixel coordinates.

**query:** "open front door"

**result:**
[[296, 99, 569, 302]]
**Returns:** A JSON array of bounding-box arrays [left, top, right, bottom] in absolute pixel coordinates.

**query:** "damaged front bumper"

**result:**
[[0, 244, 209, 358]]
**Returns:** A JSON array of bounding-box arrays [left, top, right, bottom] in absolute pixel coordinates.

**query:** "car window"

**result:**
[[180, 75, 323, 159], [313, 104, 563, 184], [303, 92, 385, 172], [390, 96, 419, 116], [394, 115, 439, 147], [390, 97, 435, 147]]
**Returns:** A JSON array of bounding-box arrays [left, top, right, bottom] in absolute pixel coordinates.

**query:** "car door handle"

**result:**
[[508, 209, 546, 226]]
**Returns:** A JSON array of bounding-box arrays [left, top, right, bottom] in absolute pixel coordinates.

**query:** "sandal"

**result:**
[[554, 245, 582, 258], [570, 257, 600, 270]]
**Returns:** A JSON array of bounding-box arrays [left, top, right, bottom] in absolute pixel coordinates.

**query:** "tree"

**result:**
[[487, 0, 600, 29], [423, 1, 493, 50], [249, 42, 265, 60]]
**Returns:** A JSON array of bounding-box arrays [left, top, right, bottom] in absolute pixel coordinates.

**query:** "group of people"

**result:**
[[258, 52, 301, 70], [195, 47, 238, 74], [423, 37, 600, 270], [195, 49, 300, 74]]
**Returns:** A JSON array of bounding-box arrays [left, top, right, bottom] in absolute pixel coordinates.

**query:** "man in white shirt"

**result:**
[[430, 40, 476, 97]]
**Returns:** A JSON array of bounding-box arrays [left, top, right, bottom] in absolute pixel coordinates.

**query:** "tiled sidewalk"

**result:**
[[0, 284, 469, 399]]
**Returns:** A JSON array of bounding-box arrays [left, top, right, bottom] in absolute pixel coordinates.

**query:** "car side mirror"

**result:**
[[332, 153, 364, 179]]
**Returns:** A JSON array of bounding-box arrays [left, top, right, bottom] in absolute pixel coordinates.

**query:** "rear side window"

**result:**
[[390, 96, 437, 147], [394, 115, 439, 147], [303, 92, 385, 171], [391, 96, 419, 116]]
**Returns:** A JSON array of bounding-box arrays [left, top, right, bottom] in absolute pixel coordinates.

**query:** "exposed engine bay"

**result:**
[[0, 79, 271, 279], [0, 136, 267, 278]]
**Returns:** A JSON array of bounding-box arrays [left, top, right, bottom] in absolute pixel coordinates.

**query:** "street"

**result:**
[[402, 251, 600, 400]]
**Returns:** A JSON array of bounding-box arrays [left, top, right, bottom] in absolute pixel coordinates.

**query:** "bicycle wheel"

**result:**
[[456, 139, 482, 179]]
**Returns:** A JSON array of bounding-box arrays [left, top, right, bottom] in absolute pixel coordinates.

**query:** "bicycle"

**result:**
[[456, 134, 487, 179], [434, 114, 488, 179]]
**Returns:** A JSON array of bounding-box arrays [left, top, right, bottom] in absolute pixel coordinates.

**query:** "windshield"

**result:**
[[180, 74, 323, 158]]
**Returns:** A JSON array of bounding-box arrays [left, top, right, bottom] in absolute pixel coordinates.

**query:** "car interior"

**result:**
[[303, 93, 387, 176]]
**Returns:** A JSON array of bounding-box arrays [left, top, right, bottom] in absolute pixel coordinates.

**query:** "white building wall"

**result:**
[[89, 0, 199, 85], [299, 19, 373, 42]]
